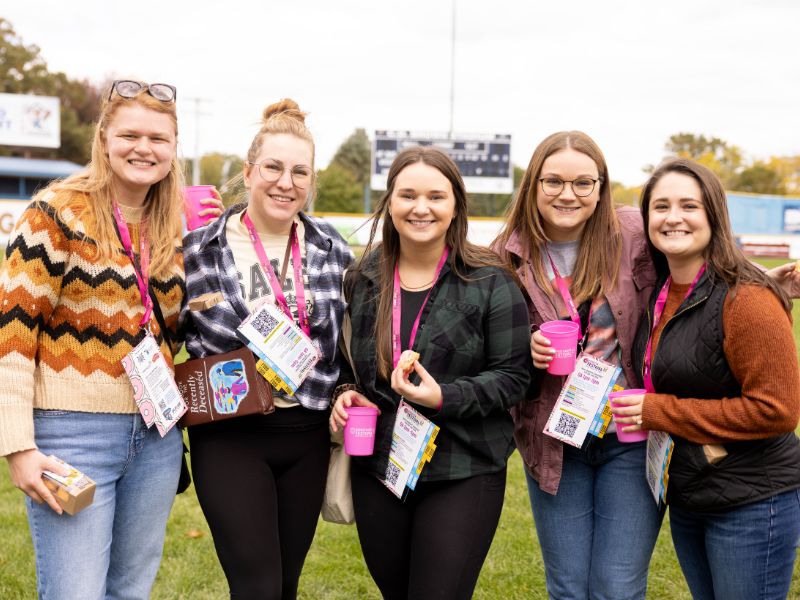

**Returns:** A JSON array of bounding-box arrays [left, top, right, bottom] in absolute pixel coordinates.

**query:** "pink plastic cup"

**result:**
[[344, 406, 379, 456], [183, 185, 217, 231], [608, 389, 649, 443], [539, 320, 581, 375]]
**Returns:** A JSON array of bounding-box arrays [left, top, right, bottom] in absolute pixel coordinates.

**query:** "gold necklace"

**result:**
[[398, 276, 434, 291]]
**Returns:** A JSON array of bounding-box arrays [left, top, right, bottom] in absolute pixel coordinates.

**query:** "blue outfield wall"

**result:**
[[728, 192, 800, 235]]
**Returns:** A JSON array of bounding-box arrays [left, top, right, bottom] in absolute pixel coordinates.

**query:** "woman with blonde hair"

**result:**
[[0, 80, 191, 599], [180, 98, 353, 599]]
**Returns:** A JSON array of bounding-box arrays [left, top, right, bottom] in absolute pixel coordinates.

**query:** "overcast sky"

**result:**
[[5, 0, 800, 186]]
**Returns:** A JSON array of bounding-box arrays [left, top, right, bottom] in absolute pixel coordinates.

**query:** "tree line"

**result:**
[[3, 17, 798, 215]]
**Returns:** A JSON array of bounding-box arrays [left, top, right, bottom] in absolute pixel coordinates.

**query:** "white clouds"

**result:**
[[5, 0, 800, 185]]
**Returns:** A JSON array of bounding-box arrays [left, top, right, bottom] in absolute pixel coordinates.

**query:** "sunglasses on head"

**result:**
[[108, 80, 177, 103]]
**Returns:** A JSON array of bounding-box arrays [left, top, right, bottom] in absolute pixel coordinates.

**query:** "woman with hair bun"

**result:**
[[180, 98, 353, 599]]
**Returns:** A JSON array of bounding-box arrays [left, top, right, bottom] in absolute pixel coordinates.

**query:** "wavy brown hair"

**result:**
[[494, 131, 621, 305], [39, 83, 183, 278], [641, 158, 791, 313], [354, 146, 513, 379]]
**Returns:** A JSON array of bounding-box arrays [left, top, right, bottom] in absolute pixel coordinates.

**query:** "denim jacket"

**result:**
[[504, 206, 656, 494], [179, 204, 354, 411]]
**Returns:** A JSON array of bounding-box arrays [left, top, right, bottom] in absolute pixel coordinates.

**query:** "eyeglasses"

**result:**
[[108, 80, 177, 103], [247, 159, 313, 190], [539, 177, 601, 197]]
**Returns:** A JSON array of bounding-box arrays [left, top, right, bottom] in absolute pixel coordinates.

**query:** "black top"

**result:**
[[400, 288, 431, 350]]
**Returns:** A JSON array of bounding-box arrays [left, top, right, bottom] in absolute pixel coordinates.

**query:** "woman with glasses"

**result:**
[[179, 98, 353, 599], [0, 79, 199, 599], [493, 131, 662, 600]]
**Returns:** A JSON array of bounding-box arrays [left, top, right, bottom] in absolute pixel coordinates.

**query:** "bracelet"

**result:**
[[332, 383, 361, 401]]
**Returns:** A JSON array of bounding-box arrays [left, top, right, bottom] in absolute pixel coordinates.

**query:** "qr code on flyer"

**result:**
[[385, 461, 401, 487], [553, 412, 579, 437], [250, 310, 279, 337]]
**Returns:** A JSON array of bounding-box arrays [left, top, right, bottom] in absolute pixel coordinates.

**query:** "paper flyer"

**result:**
[[646, 430, 674, 507], [237, 301, 319, 395], [382, 400, 439, 500], [544, 354, 620, 448]]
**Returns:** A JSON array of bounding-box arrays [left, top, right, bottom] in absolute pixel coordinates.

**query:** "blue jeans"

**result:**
[[27, 410, 182, 600], [669, 489, 800, 600], [526, 434, 664, 600]]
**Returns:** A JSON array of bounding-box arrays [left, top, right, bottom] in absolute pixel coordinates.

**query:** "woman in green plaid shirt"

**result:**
[[330, 146, 531, 599]]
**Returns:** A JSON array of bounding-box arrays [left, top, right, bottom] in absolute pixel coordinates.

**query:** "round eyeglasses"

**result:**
[[539, 177, 600, 197], [109, 80, 177, 103], [248, 159, 313, 190]]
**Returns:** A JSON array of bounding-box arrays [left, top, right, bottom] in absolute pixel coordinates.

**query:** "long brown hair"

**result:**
[[494, 131, 621, 305], [640, 158, 791, 312], [357, 146, 511, 379], [39, 83, 183, 278]]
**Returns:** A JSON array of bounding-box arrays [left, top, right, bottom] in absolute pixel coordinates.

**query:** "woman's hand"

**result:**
[[609, 393, 645, 433], [531, 329, 554, 370], [6, 449, 71, 514], [765, 262, 800, 299], [198, 189, 224, 223], [390, 360, 442, 410], [330, 390, 379, 433]]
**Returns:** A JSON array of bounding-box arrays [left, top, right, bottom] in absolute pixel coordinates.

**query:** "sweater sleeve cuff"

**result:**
[[0, 403, 36, 457], [641, 392, 674, 431], [433, 383, 457, 417]]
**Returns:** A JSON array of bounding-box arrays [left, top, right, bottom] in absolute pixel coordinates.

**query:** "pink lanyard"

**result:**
[[643, 264, 706, 392], [391, 247, 450, 369], [545, 248, 589, 339], [241, 212, 311, 337], [112, 203, 152, 327]]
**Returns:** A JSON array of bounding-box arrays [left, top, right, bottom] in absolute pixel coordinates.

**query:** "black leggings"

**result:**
[[188, 410, 330, 600], [351, 463, 507, 600]]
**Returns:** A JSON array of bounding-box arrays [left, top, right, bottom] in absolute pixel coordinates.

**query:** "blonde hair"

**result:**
[[235, 98, 316, 206], [39, 87, 183, 278]]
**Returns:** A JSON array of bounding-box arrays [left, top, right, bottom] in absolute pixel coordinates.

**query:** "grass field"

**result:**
[[1, 258, 799, 598]]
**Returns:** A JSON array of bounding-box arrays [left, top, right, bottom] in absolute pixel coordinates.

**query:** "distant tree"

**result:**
[[659, 132, 743, 189], [735, 161, 785, 195], [0, 18, 102, 164], [611, 182, 641, 206], [330, 128, 370, 188], [767, 156, 800, 195], [315, 163, 363, 213]]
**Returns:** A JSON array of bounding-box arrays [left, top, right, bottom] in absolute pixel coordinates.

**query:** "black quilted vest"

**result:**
[[632, 271, 800, 512]]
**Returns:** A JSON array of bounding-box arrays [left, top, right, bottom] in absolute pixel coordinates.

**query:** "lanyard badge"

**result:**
[[113, 203, 186, 434], [238, 212, 318, 394]]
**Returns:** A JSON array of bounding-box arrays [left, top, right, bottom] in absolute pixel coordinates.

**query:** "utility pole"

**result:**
[[449, 0, 456, 137], [185, 97, 210, 185]]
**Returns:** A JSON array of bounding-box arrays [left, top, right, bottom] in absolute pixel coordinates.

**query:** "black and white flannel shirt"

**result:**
[[179, 203, 354, 411]]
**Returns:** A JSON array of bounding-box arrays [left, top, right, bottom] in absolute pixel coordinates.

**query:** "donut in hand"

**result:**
[[398, 350, 420, 375]]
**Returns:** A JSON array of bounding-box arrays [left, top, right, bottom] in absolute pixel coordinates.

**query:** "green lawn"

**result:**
[[0, 257, 799, 597]]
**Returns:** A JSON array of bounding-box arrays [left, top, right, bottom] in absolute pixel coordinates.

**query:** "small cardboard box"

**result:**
[[42, 456, 96, 516]]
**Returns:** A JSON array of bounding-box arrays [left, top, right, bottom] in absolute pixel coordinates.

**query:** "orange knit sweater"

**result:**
[[642, 282, 800, 443], [0, 193, 184, 456]]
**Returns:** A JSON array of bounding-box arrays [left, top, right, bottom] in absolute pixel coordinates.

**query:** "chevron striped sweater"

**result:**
[[0, 192, 184, 456]]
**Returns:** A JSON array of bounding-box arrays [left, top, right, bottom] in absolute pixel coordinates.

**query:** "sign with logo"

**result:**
[[0, 199, 30, 245], [0, 93, 60, 149], [372, 131, 512, 194]]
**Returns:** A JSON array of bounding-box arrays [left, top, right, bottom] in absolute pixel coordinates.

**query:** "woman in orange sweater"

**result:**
[[615, 158, 800, 600]]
